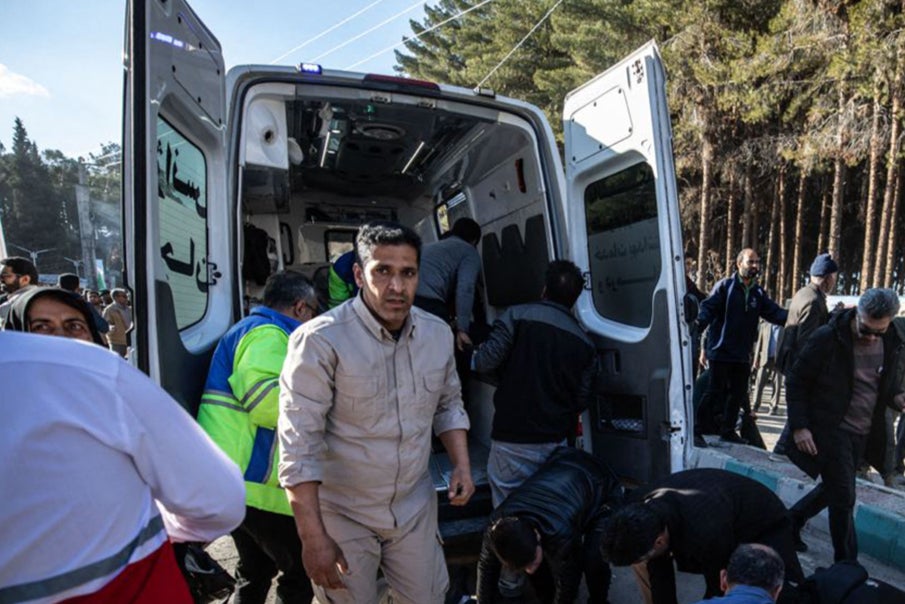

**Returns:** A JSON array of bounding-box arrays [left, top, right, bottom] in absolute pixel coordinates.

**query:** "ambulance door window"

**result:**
[[156, 115, 209, 330], [584, 162, 660, 328]]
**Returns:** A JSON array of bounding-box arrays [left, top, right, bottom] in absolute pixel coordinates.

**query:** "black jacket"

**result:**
[[476, 447, 623, 604], [697, 273, 787, 363], [785, 308, 905, 473], [472, 301, 597, 443], [639, 469, 800, 604]]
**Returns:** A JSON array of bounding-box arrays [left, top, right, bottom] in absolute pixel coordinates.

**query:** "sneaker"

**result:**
[[720, 432, 748, 445]]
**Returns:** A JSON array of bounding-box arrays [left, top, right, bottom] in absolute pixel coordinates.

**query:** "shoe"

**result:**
[[720, 432, 748, 445], [694, 434, 708, 448], [792, 519, 808, 553]]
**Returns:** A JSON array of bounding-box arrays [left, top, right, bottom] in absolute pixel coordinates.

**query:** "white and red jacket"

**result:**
[[0, 331, 245, 603]]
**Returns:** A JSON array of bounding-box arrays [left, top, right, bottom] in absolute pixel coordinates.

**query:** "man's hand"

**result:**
[[302, 533, 349, 590], [448, 464, 475, 506], [455, 330, 473, 352], [698, 349, 707, 369], [439, 429, 473, 506], [793, 428, 817, 456]]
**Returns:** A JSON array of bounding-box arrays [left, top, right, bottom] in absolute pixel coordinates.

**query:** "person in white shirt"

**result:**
[[0, 331, 246, 603]]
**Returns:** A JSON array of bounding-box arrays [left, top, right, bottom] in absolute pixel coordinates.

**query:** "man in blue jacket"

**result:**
[[695, 248, 787, 444], [691, 544, 785, 604]]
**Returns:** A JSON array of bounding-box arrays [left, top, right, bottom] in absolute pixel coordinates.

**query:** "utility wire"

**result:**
[[345, 0, 496, 70], [269, 0, 387, 64], [476, 0, 564, 89], [311, 0, 426, 63]]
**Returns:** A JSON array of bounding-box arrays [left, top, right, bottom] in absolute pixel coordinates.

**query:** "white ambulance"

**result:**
[[123, 0, 697, 545]]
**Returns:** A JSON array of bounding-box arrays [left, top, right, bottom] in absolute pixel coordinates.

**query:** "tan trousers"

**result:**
[[313, 498, 448, 604]]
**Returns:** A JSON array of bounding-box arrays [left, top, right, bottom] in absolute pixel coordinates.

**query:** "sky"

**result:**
[[0, 0, 429, 159]]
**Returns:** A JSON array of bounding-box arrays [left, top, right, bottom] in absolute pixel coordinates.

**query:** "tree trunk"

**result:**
[[817, 186, 830, 255], [828, 88, 846, 260], [860, 83, 885, 292], [725, 171, 737, 278], [765, 165, 784, 297], [791, 172, 807, 295], [882, 159, 902, 287], [875, 44, 904, 287], [741, 163, 754, 249], [697, 136, 714, 290], [778, 167, 789, 301]]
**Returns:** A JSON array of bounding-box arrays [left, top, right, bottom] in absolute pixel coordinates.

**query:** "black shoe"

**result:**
[[720, 432, 748, 445], [694, 434, 708, 448]]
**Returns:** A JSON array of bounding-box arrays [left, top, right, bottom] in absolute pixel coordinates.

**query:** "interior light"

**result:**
[[401, 142, 426, 175]]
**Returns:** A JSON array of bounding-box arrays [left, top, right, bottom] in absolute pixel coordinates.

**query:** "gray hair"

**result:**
[[858, 288, 901, 320], [726, 544, 784, 592], [262, 271, 316, 310]]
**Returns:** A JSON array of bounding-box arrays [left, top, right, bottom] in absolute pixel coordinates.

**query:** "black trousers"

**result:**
[[696, 360, 751, 436], [230, 506, 313, 604], [789, 428, 866, 562]]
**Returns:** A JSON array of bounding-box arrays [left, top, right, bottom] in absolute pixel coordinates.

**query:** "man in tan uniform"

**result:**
[[103, 288, 132, 357], [278, 221, 474, 604]]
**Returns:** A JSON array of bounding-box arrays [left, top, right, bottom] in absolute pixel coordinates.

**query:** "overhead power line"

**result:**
[[345, 0, 496, 70], [311, 0, 426, 63], [476, 0, 564, 89], [269, 0, 387, 65]]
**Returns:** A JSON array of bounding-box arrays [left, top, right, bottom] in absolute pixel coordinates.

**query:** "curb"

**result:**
[[689, 446, 905, 572]]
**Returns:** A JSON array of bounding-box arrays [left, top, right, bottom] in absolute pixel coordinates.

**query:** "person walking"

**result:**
[[695, 249, 787, 444], [772, 253, 839, 460], [278, 221, 473, 604], [103, 288, 133, 358], [199, 271, 319, 604], [786, 288, 905, 561]]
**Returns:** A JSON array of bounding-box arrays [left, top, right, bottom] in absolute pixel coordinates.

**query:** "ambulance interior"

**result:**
[[238, 81, 556, 541]]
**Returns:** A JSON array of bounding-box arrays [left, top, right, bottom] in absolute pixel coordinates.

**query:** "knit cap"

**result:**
[[809, 253, 838, 277]]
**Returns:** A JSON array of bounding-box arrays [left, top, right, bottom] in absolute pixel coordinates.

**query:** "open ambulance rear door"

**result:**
[[123, 0, 234, 412], [563, 42, 693, 483]]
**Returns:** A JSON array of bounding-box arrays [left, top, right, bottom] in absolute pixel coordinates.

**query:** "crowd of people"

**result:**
[[2, 228, 905, 604], [0, 256, 133, 357]]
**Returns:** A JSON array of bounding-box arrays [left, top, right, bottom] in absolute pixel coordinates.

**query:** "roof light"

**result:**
[[299, 63, 323, 74]]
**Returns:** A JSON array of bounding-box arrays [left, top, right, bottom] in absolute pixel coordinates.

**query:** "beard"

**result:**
[[740, 267, 759, 279]]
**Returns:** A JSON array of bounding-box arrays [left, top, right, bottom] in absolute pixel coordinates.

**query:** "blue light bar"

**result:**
[[299, 63, 323, 74]]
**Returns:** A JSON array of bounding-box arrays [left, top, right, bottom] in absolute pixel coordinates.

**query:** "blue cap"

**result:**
[[809, 253, 838, 277]]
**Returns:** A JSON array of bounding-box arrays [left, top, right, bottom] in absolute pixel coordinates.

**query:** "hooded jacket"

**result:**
[[785, 308, 905, 474], [697, 273, 787, 363]]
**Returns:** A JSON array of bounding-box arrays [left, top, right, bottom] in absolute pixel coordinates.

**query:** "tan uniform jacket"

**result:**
[[103, 303, 132, 347], [278, 294, 469, 530]]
